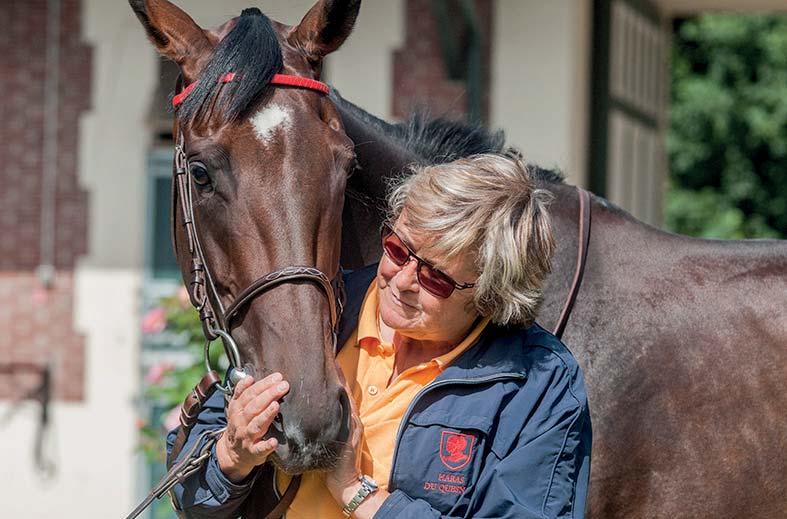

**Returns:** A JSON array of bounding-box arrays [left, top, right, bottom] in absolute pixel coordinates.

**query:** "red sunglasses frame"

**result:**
[[381, 225, 476, 298]]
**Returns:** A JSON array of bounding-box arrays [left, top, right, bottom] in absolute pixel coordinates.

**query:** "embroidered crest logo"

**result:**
[[439, 430, 475, 471]]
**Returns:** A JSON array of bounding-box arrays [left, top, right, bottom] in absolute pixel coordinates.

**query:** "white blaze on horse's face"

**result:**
[[250, 104, 291, 142]]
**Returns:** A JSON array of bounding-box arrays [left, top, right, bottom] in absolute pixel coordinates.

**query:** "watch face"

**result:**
[[361, 475, 378, 492]]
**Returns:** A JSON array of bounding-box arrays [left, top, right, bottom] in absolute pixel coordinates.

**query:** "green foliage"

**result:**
[[138, 291, 223, 464], [667, 14, 787, 239]]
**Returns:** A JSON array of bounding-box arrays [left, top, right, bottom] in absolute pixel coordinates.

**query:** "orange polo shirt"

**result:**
[[275, 281, 490, 518]]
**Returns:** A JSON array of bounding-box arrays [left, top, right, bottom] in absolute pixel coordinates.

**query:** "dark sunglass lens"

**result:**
[[383, 235, 410, 265], [418, 265, 455, 298]]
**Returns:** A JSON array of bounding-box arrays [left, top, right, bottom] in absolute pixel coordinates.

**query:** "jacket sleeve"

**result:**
[[166, 390, 259, 519], [374, 382, 592, 519]]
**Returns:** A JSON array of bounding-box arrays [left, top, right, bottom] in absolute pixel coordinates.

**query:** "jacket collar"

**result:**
[[436, 323, 537, 382]]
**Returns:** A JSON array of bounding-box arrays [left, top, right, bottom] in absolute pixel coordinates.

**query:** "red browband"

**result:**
[[172, 72, 330, 108]]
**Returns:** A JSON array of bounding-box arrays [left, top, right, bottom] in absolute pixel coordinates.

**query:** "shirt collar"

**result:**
[[356, 282, 395, 356]]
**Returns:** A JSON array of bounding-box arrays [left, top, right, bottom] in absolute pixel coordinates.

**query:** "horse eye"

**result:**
[[189, 162, 211, 186]]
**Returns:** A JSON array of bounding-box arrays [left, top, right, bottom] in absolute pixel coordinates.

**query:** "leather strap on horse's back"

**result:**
[[553, 187, 592, 340]]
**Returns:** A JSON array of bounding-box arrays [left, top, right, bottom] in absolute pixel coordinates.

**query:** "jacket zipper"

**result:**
[[387, 372, 526, 489]]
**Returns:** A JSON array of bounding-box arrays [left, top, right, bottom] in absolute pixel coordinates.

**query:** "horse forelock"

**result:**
[[177, 9, 283, 126]]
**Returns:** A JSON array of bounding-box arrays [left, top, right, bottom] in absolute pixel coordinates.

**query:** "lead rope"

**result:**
[[124, 428, 225, 519]]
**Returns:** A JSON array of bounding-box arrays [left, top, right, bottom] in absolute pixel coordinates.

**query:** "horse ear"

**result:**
[[128, 0, 211, 77], [289, 0, 361, 62]]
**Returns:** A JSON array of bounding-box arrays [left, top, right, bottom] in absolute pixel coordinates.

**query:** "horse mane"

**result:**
[[178, 8, 282, 124], [330, 92, 564, 184], [393, 113, 505, 161], [397, 115, 566, 184]]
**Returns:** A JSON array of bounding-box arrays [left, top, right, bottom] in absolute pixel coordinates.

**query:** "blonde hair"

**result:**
[[387, 154, 556, 326]]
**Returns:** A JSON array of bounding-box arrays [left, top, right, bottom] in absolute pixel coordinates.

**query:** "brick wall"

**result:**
[[393, 0, 494, 121], [0, 0, 91, 401]]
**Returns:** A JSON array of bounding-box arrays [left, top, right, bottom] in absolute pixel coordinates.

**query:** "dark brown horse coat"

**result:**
[[334, 93, 787, 519]]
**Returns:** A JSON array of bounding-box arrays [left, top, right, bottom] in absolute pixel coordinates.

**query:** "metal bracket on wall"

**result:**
[[0, 362, 55, 476]]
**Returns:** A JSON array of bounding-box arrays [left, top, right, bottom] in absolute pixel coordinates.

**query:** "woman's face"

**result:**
[[377, 215, 480, 344]]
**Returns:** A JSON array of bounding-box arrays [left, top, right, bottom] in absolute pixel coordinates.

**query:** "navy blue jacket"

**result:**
[[167, 265, 592, 518]]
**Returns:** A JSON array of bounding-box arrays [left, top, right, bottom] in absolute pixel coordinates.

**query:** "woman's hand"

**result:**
[[325, 410, 390, 518], [215, 372, 290, 483], [325, 410, 364, 506]]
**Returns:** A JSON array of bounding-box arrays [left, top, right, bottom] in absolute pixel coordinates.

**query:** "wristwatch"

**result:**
[[341, 475, 379, 517]]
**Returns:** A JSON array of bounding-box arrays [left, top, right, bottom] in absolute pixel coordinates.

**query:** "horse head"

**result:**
[[130, 0, 360, 474]]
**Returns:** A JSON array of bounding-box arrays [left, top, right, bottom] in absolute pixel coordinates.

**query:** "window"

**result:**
[[146, 148, 180, 282]]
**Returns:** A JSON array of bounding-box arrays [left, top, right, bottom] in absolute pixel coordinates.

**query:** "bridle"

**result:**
[[124, 72, 343, 519], [172, 129, 344, 395], [171, 72, 343, 394]]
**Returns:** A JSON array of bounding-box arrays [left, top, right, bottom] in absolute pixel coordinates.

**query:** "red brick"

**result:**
[[0, 272, 85, 401], [1, 0, 90, 271], [392, 0, 493, 122], [0, 0, 90, 401]]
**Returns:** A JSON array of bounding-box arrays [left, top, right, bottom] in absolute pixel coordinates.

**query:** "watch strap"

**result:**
[[342, 476, 378, 517]]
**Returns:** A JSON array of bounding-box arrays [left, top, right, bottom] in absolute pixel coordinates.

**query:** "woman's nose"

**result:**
[[395, 258, 420, 292]]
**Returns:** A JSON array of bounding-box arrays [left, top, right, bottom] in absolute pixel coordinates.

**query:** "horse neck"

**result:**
[[332, 92, 712, 308], [541, 183, 787, 336], [334, 94, 422, 194], [536, 181, 666, 333], [334, 93, 422, 267]]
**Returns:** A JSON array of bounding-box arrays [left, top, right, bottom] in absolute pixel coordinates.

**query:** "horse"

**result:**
[[131, 0, 787, 517], [332, 92, 787, 518], [129, 0, 364, 476]]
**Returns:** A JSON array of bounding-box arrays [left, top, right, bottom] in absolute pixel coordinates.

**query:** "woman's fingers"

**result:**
[[230, 374, 255, 401], [246, 400, 280, 441], [249, 437, 279, 457], [245, 379, 289, 418], [227, 374, 288, 444], [232, 372, 283, 409]]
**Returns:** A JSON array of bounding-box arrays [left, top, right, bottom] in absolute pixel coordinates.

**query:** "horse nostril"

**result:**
[[265, 411, 287, 445], [337, 389, 351, 444]]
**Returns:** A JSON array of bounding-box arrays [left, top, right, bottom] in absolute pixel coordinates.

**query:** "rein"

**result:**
[[125, 73, 340, 519]]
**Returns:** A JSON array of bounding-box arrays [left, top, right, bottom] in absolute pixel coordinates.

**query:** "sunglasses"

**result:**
[[381, 224, 475, 299]]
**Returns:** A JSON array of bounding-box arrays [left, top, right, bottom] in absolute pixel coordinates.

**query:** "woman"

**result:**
[[169, 154, 592, 518]]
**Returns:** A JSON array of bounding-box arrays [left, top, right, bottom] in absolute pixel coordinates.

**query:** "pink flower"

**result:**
[[145, 361, 175, 385], [141, 306, 167, 335]]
